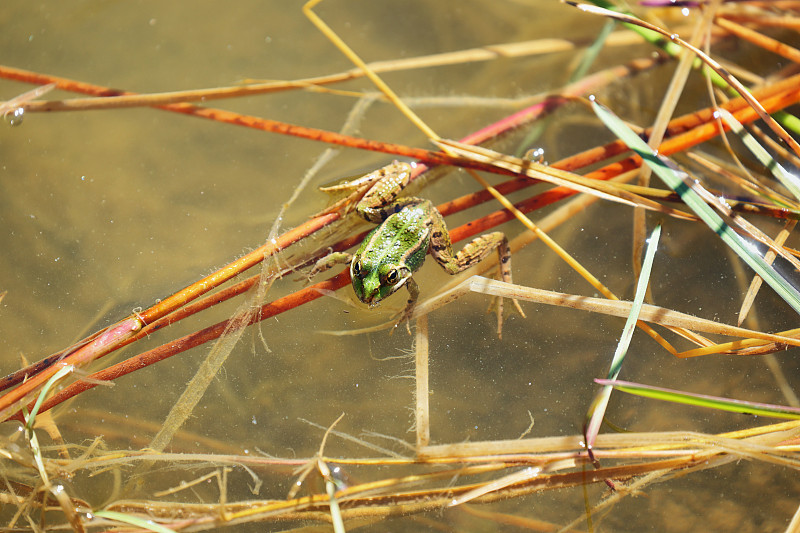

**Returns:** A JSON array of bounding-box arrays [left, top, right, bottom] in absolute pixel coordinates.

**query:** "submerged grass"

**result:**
[[1, 0, 800, 531]]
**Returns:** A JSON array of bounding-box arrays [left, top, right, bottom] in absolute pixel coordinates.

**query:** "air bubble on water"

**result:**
[[4, 107, 24, 127], [524, 147, 545, 162]]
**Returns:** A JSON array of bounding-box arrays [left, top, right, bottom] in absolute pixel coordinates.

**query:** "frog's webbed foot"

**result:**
[[487, 279, 526, 318], [495, 237, 525, 338], [487, 290, 526, 339], [389, 316, 413, 336], [433, 230, 526, 339], [297, 251, 352, 284], [482, 236, 525, 338]]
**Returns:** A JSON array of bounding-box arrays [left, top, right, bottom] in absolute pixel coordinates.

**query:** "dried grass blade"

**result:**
[[304, 0, 437, 141], [584, 226, 661, 448], [684, 151, 795, 209], [717, 108, 800, 203], [415, 315, 430, 449], [435, 139, 695, 220], [787, 501, 800, 533], [0, 82, 56, 116], [464, 276, 800, 347], [595, 379, 800, 420], [449, 459, 576, 507], [676, 332, 800, 358], [739, 220, 797, 326], [592, 100, 800, 316], [16, 33, 652, 114], [631, 0, 718, 274]]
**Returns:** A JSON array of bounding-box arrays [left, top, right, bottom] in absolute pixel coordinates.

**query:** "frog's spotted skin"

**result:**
[[315, 161, 522, 334], [351, 200, 429, 308]]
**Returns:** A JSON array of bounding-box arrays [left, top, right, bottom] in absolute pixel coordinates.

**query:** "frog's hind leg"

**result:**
[[358, 197, 426, 225], [355, 162, 415, 223], [431, 229, 525, 337]]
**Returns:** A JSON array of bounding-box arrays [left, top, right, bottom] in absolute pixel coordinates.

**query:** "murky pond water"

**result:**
[[0, 1, 798, 531]]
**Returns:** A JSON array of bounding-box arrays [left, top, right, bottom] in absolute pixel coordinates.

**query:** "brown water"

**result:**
[[0, 1, 798, 531]]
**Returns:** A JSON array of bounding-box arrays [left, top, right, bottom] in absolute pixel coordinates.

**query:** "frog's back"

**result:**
[[358, 201, 432, 273]]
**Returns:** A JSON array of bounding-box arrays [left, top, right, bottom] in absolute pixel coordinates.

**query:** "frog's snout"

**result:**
[[362, 291, 383, 308]]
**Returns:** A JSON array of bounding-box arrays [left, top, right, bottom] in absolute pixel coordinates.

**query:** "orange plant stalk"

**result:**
[[2, 60, 800, 421], [12, 70, 800, 420], [0, 61, 586, 412]]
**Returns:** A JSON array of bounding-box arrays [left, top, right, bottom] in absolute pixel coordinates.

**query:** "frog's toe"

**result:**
[[293, 269, 315, 285], [512, 298, 526, 319]]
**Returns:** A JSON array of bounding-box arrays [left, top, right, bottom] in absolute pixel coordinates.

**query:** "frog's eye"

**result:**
[[352, 260, 362, 275], [385, 268, 399, 284]]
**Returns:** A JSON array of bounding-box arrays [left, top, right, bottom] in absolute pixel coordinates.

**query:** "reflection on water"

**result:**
[[0, 1, 798, 531]]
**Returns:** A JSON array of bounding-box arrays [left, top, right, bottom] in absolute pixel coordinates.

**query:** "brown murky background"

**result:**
[[0, 1, 798, 531]]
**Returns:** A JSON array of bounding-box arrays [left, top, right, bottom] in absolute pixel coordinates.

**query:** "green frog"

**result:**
[[314, 161, 523, 334]]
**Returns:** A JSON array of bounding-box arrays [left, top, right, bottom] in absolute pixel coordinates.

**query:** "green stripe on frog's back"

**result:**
[[355, 199, 432, 274]]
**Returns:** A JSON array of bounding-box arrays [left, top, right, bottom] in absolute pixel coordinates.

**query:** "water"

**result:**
[[0, 1, 798, 531]]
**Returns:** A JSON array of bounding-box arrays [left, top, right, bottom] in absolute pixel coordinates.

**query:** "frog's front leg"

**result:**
[[306, 252, 352, 279], [429, 212, 525, 336]]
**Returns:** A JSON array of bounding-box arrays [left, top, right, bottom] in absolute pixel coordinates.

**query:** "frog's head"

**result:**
[[351, 259, 411, 307]]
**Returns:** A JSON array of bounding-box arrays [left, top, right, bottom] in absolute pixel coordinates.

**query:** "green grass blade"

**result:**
[[584, 225, 661, 447], [592, 100, 800, 315], [774, 110, 800, 138], [570, 18, 616, 83], [595, 378, 800, 420], [93, 510, 177, 533], [578, 0, 682, 56], [24, 364, 74, 433]]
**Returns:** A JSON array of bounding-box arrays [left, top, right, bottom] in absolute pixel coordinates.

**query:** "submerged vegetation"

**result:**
[[1, 0, 799, 531]]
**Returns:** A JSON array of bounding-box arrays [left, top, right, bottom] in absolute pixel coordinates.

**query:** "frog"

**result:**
[[313, 161, 524, 335]]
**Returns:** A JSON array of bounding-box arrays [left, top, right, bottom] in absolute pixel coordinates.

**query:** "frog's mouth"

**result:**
[[358, 290, 382, 307], [362, 278, 407, 308], [364, 289, 391, 308]]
